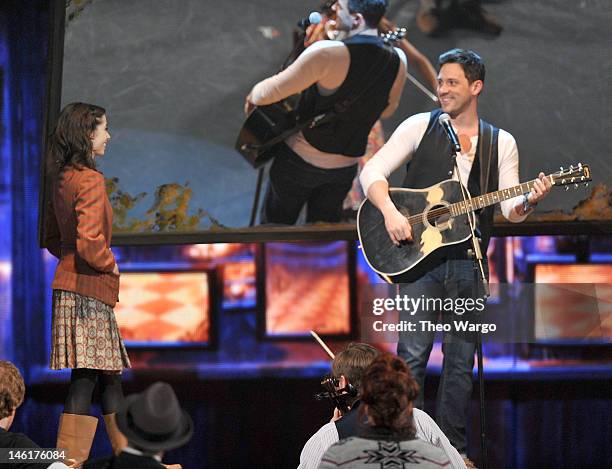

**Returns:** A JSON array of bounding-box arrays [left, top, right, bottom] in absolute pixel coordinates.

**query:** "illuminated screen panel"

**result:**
[[114, 270, 215, 347], [534, 264, 611, 342], [262, 242, 354, 337], [222, 259, 256, 310]]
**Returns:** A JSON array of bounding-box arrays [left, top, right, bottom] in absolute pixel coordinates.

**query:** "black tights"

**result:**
[[64, 368, 124, 415]]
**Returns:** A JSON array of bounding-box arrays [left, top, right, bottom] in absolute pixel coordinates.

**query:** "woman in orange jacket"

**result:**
[[44, 102, 130, 467]]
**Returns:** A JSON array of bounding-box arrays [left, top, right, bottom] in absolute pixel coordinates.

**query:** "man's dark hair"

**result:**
[[438, 48, 486, 84], [332, 343, 379, 394], [348, 0, 388, 29]]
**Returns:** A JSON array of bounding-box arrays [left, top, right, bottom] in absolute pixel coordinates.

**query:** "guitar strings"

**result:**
[[400, 178, 542, 227], [392, 170, 581, 227]]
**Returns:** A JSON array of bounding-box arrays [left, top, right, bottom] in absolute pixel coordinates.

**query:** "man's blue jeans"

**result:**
[[397, 258, 485, 454]]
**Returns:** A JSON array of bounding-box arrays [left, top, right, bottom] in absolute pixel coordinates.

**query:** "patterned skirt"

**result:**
[[50, 290, 131, 371]]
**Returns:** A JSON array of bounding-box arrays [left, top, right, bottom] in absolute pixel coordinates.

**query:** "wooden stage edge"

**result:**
[[109, 221, 612, 246]]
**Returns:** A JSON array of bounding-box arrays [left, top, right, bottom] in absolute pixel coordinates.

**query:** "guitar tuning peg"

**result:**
[[574, 184, 579, 189], [560, 166, 564, 172], [565, 186, 570, 191], [585, 182, 589, 187], [570, 164, 574, 170], [578, 163, 582, 168]]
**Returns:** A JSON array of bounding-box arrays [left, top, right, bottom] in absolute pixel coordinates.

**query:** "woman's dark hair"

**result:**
[[46, 102, 106, 180], [360, 352, 419, 436]]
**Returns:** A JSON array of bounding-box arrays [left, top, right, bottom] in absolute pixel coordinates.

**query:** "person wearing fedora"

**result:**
[[84, 382, 193, 469]]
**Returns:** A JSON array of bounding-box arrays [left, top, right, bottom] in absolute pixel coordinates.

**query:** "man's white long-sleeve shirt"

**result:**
[[359, 112, 527, 222]]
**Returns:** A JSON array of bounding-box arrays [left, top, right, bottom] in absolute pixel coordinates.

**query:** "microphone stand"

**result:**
[[449, 145, 489, 469]]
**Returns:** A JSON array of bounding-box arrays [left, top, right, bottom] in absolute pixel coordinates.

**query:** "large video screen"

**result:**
[[114, 268, 218, 347], [534, 264, 611, 343], [42, 0, 611, 244], [258, 241, 355, 338]]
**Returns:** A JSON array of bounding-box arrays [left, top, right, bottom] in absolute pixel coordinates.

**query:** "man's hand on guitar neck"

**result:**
[[528, 171, 552, 204], [514, 171, 552, 217]]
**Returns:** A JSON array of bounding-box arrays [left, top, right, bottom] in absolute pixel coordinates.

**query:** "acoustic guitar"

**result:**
[[357, 164, 591, 282]]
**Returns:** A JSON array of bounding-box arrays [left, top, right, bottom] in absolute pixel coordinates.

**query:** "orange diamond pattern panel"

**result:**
[[115, 271, 210, 343], [535, 264, 612, 340], [266, 243, 351, 336]]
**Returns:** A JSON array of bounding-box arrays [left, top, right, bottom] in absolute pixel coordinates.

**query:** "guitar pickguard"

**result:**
[[426, 185, 444, 204], [420, 225, 443, 256]]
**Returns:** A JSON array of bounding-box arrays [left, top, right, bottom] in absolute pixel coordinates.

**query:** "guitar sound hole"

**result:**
[[427, 204, 451, 229]]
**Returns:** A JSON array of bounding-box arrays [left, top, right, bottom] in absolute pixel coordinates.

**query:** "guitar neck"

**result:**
[[449, 177, 548, 217]]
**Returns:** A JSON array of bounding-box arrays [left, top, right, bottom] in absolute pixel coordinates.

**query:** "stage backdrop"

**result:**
[[41, 0, 612, 243]]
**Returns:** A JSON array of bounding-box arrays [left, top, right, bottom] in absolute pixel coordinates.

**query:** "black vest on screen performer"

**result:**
[[299, 35, 400, 157], [403, 109, 500, 253]]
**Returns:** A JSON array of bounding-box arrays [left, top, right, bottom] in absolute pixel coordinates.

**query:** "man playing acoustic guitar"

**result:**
[[359, 48, 551, 456], [245, 0, 407, 224]]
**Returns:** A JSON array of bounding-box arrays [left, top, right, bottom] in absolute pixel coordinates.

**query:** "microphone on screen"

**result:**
[[297, 11, 323, 29]]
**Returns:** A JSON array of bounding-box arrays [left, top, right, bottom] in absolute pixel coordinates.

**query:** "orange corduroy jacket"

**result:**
[[44, 166, 119, 307]]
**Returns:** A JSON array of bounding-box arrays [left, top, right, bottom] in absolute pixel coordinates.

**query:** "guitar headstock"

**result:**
[[381, 27, 407, 44], [550, 163, 591, 190]]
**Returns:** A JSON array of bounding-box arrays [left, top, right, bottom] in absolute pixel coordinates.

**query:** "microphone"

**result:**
[[297, 11, 323, 29], [438, 113, 462, 154]]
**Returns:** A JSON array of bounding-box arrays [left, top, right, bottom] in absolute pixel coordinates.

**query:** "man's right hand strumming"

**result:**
[[366, 181, 413, 246], [382, 204, 412, 246]]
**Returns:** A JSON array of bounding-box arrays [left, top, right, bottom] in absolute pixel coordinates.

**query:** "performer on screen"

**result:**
[[359, 49, 551, 456], [245, 0, 407, 225], [301, 2, 439, 215], [44, 103, 130, 467]]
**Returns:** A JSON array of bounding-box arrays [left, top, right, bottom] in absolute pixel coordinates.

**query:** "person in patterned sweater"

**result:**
[[318, 352, 450, 468]]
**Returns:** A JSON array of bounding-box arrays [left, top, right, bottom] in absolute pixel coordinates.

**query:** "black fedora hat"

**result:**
[[116, 382, 194, 452]]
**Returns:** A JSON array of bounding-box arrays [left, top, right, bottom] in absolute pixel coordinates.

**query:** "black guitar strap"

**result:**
[[476, 119, 499, 252], [478, 119, 497, 196], [479, 120, 499, 197]]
